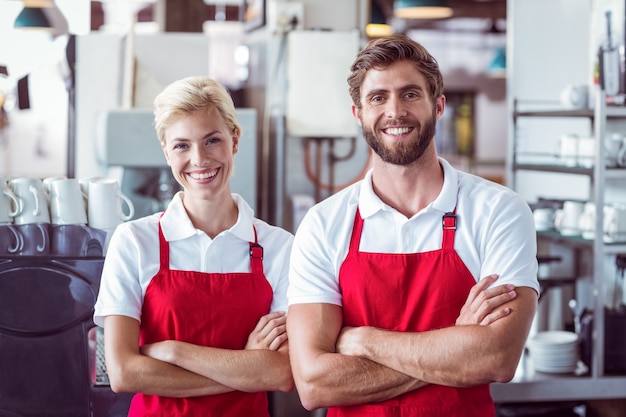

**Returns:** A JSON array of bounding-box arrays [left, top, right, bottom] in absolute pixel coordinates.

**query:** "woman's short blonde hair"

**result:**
[[153, 76, 242, 145]]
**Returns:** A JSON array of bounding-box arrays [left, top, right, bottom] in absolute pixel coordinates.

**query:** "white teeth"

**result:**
[[384, 127, 411, 136], [190, 170, 217, 180]]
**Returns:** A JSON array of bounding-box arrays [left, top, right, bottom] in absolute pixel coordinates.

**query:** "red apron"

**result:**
[[128, 219, 274, 417], [331, 209, 494, 417]]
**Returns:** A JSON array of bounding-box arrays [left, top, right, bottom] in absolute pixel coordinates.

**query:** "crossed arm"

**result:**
[[287, 274, 537, 410], [103, 311, 293, 397]]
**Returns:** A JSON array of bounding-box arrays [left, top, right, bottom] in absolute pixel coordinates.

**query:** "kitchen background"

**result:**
[[1, 0, 626, 416], [0, 0, 508, 232]]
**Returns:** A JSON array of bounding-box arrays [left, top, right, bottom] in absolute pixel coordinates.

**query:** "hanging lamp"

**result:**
[[14, 7, 52, 30], [487, 46, 506, 78], [393, 0, 453, 20], [366, 1, 394, 38]]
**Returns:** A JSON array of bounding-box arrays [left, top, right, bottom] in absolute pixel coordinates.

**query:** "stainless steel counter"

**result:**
[[491, 350, 626, 403]]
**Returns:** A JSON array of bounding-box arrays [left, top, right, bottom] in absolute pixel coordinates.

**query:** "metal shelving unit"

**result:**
[[494, 90, 626, 403]]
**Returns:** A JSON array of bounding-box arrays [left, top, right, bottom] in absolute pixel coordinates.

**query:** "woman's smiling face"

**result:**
[[161, 108, 239, 201]]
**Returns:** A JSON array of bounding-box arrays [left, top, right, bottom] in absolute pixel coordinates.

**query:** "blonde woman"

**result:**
[[94, 76, 293, 416]]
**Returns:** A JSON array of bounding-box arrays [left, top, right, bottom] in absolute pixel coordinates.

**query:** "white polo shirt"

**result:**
[[288, 158, 539, 307], [94, 192, 293, 327]]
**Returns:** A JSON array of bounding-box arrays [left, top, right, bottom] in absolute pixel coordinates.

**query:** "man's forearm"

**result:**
[[293, 351, 427, 409], [337, 287, 537, 387]]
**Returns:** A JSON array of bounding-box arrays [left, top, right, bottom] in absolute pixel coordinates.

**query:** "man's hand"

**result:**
[[337, 274, 516, 356], [456, 274, 516, 326], [245, 311, 288, 351]]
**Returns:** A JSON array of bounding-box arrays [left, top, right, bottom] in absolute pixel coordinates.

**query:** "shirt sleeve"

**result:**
[[479, 192, 540, 295], [267, 230, 294, 314], [288, 207, 344, 307], [93, 223, 146, 327]]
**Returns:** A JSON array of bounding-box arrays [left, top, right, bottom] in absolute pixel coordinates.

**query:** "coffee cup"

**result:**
[[14, 223, 50, 256], [560, 134, 579, 167], [578, 202, 596, 239], [0, 224, 23, 255], [42, 176, 68, 194], [0, 178, 20, 224], [604, 203, 626, 240], [560, 84, 588, 109], [533, 208, 555, 231], [87, 179, 134, 230], [8, 177, 50, 225], [605, 134, 624, 167], [47, 178, 88, 225], [577, 136, 595, 168], [79, 176, 103, 195], [554, 200, 584, 235], [50, 224, 106, 257], [617, 138, 626, 168]]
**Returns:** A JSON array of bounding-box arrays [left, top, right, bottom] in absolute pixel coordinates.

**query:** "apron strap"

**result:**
[[249, 225, 264, 276], [348, 209, 364, 254], [158, 214, 170, 272], [441, 210, 457, 250]]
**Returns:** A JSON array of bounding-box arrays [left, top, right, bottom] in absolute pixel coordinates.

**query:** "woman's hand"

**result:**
[[245, 311, 288, 351], [456, 274, 517, 326]]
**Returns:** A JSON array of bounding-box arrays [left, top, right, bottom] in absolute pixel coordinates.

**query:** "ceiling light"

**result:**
[[14, 7, 52, 30], [487, 46, 506, 78], [366, 1, 394, 38], [393, 0, 453, 20]]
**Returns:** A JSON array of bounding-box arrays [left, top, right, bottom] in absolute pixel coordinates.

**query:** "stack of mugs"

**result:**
[[533, 200, 626, 242], [0, 176, 134, 257], [559, 133, 626, 168]]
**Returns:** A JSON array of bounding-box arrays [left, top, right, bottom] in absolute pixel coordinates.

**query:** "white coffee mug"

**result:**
[[48, 178, 88, 225], [533, 208, 555, 231], [0, 178, 20, 224], [617, 137, 626, 168], [8, 177, 50, 225], [604, 204, 626, 238], [560, 84, 588, 109], [577, 136, 595, 168], [605, 134, 624, 167], [88, 179, 134, 229], [560, 134, 579, 167], [554, 200, 584, 235], [0, 224, 23, 254], [578, 202, 596, 239], [42, 176, 68, 194], [79, 176, 103, 196]]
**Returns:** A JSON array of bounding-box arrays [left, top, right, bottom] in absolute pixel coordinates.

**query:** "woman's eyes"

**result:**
[[172, 137, 221, 150], [207, 137, 221, 145]]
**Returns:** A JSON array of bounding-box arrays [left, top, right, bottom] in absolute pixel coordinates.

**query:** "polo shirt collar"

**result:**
[[160, 192, 255, 242], [357, 157, 458, 219], [431, 157, 458, 214]]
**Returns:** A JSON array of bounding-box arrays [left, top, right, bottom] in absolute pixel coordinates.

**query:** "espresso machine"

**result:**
[[96, 107, 258, 219]]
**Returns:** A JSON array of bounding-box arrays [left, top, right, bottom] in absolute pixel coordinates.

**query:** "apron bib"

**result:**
[[331, 210, 494, 417], [128, 219, 273, 417]]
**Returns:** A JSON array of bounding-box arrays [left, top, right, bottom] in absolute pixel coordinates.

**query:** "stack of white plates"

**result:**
[[527, 330, 579, 374]]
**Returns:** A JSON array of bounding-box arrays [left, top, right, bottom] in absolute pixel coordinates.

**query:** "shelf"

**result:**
[[512, 163, 626, 179], [513, 105, 626, 119], [536, 230, 626, 254], [491, 375, 626, 402], [491, 351, 626, 403]]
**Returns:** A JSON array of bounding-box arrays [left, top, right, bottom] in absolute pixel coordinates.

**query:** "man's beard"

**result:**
[[362, 110, 437, 166]]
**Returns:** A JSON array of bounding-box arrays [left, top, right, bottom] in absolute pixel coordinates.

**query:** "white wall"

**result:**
[[75, 32, 211, 180], [0, 0, 90, 178], [507, 0, 593, 202]]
